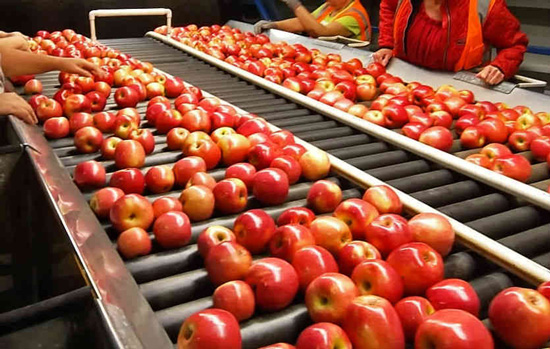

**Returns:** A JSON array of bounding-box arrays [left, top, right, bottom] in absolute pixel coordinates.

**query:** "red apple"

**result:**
[[93, 111, 116, 132], [24, 79, 43, 94], [492, 154, 531, 182], [233, 209, 276, 254], [213, 280, 255, 322], [153, 211, 191, 249], [179, 185, 215, 221], [197, 226, 236, 259], [382, 105, 409, 128], [295, 323, 351, 349], [206, 240, 252, 285], [307, 180, 342, 213], [172, 156, 207, 187], [185, 171, 216, 190], [74, 126, 103, 154], [460, 126, 486, 149], [89, 187, 124, 218], [252, 168, 289, 206], [209, 171, 246, 210], [109, 194, 154, 232], [69, 112, 94, 134], [351, 259, 403, 304], [217, 133, 251, 165], [531, 136, 550, 161], [129, 129, 155, 155], [489, 287, 550, 348], [114, 86, 139, 108], [310, 216, 352, 255], [408, 213, 455, 257], [394, 297, 435, 341], [248, 142, 281, 170], [114, 140, 145, 169], [100, 136, 122, 160], [387, 242, 444, 295], [343, 295, 405, 349], [338, 240, 381, 276], [333, 198, 379, 240], [417, 310, 494, 349], [117, 227, 151, 259], [225, 163, 256, 190], [144, 165, 174, 194], [245, 257, 299, 311], [480, 143, 512, 162], [478, 118, 508, 143], [152, 197, 183, 219], [277, 207, 316, 228], [146, 102, 169, 126], [166, 127, 190, 150], [465, 153, 492, 168], [177, 309, 241, 349], [419, 127, 454, 152], [364, 214, 412, 257], [300, 149, 331, 181], [43, 117, 70, 139], [73, 160, 105, 189], [269, 224, 315, 262], [426, 279, 480, 316], [362, 185, 402, 214]]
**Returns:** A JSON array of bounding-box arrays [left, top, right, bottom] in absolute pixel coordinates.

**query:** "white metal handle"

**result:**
[[89, 8, 172, 41]]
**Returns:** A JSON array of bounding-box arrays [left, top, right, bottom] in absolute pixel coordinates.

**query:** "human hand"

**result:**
[[254, 20, 276, 34], [476, 65, 505, 85], [280, 0, 302, 10], [0, 92, 37, 124], [373, 48, 393, 66], [56, 58, 102, 77]]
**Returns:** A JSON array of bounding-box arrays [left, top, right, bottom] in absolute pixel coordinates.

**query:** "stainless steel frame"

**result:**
[[147, 26, 550, 212], [8, 115, 173, 348]]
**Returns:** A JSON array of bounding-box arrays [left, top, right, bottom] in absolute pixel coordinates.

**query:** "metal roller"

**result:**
[[437, 194, 511, 221], [468, 207, 544, 240], [368, 160, 433, 181], [141, 269, 213, 311], [387, 169, 456, 193], [156, 297, 213, 341], [328, 143, 390, 160], [411, 181, 484, 208], [345, 151, 410, 170]]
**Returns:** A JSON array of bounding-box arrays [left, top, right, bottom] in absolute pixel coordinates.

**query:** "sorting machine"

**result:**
[[1, 13, 550, 349]]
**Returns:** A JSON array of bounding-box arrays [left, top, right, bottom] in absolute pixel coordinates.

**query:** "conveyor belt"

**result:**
[[28, 37, 550, 347]]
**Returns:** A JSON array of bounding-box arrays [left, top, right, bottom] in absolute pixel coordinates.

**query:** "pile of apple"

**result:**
[[176, 182, 550, 349], [158, 24, 550, 191]]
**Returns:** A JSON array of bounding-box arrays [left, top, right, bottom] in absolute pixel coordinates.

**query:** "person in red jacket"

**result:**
[[373, 0, 528, 85]]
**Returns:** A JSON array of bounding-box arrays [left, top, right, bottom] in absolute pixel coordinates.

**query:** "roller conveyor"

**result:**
[[5, 33, 550, 348]]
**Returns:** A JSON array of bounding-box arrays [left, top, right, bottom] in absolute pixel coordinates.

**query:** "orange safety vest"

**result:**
[[315, 0, 372, 41], [394, 0, 496, 71]]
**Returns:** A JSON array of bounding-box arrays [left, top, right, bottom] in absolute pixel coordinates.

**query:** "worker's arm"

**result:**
[[0, 92, 37, 124], [278, 0, 352, 37], [373, 0, 399, 66], [477, 0, 528, 84], [0, 49, 101, 78], [0, 36, 29, 51], [273, 18, 306, 33]]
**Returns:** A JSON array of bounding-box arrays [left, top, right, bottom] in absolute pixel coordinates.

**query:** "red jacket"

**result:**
[[378, 0, 529, 78]]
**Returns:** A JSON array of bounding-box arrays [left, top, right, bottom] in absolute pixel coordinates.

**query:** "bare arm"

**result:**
[[0, 49, 101, 78], [273, 18, 306, 33], [291, 5, 352, 38], [0, 36, 29, 51]]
